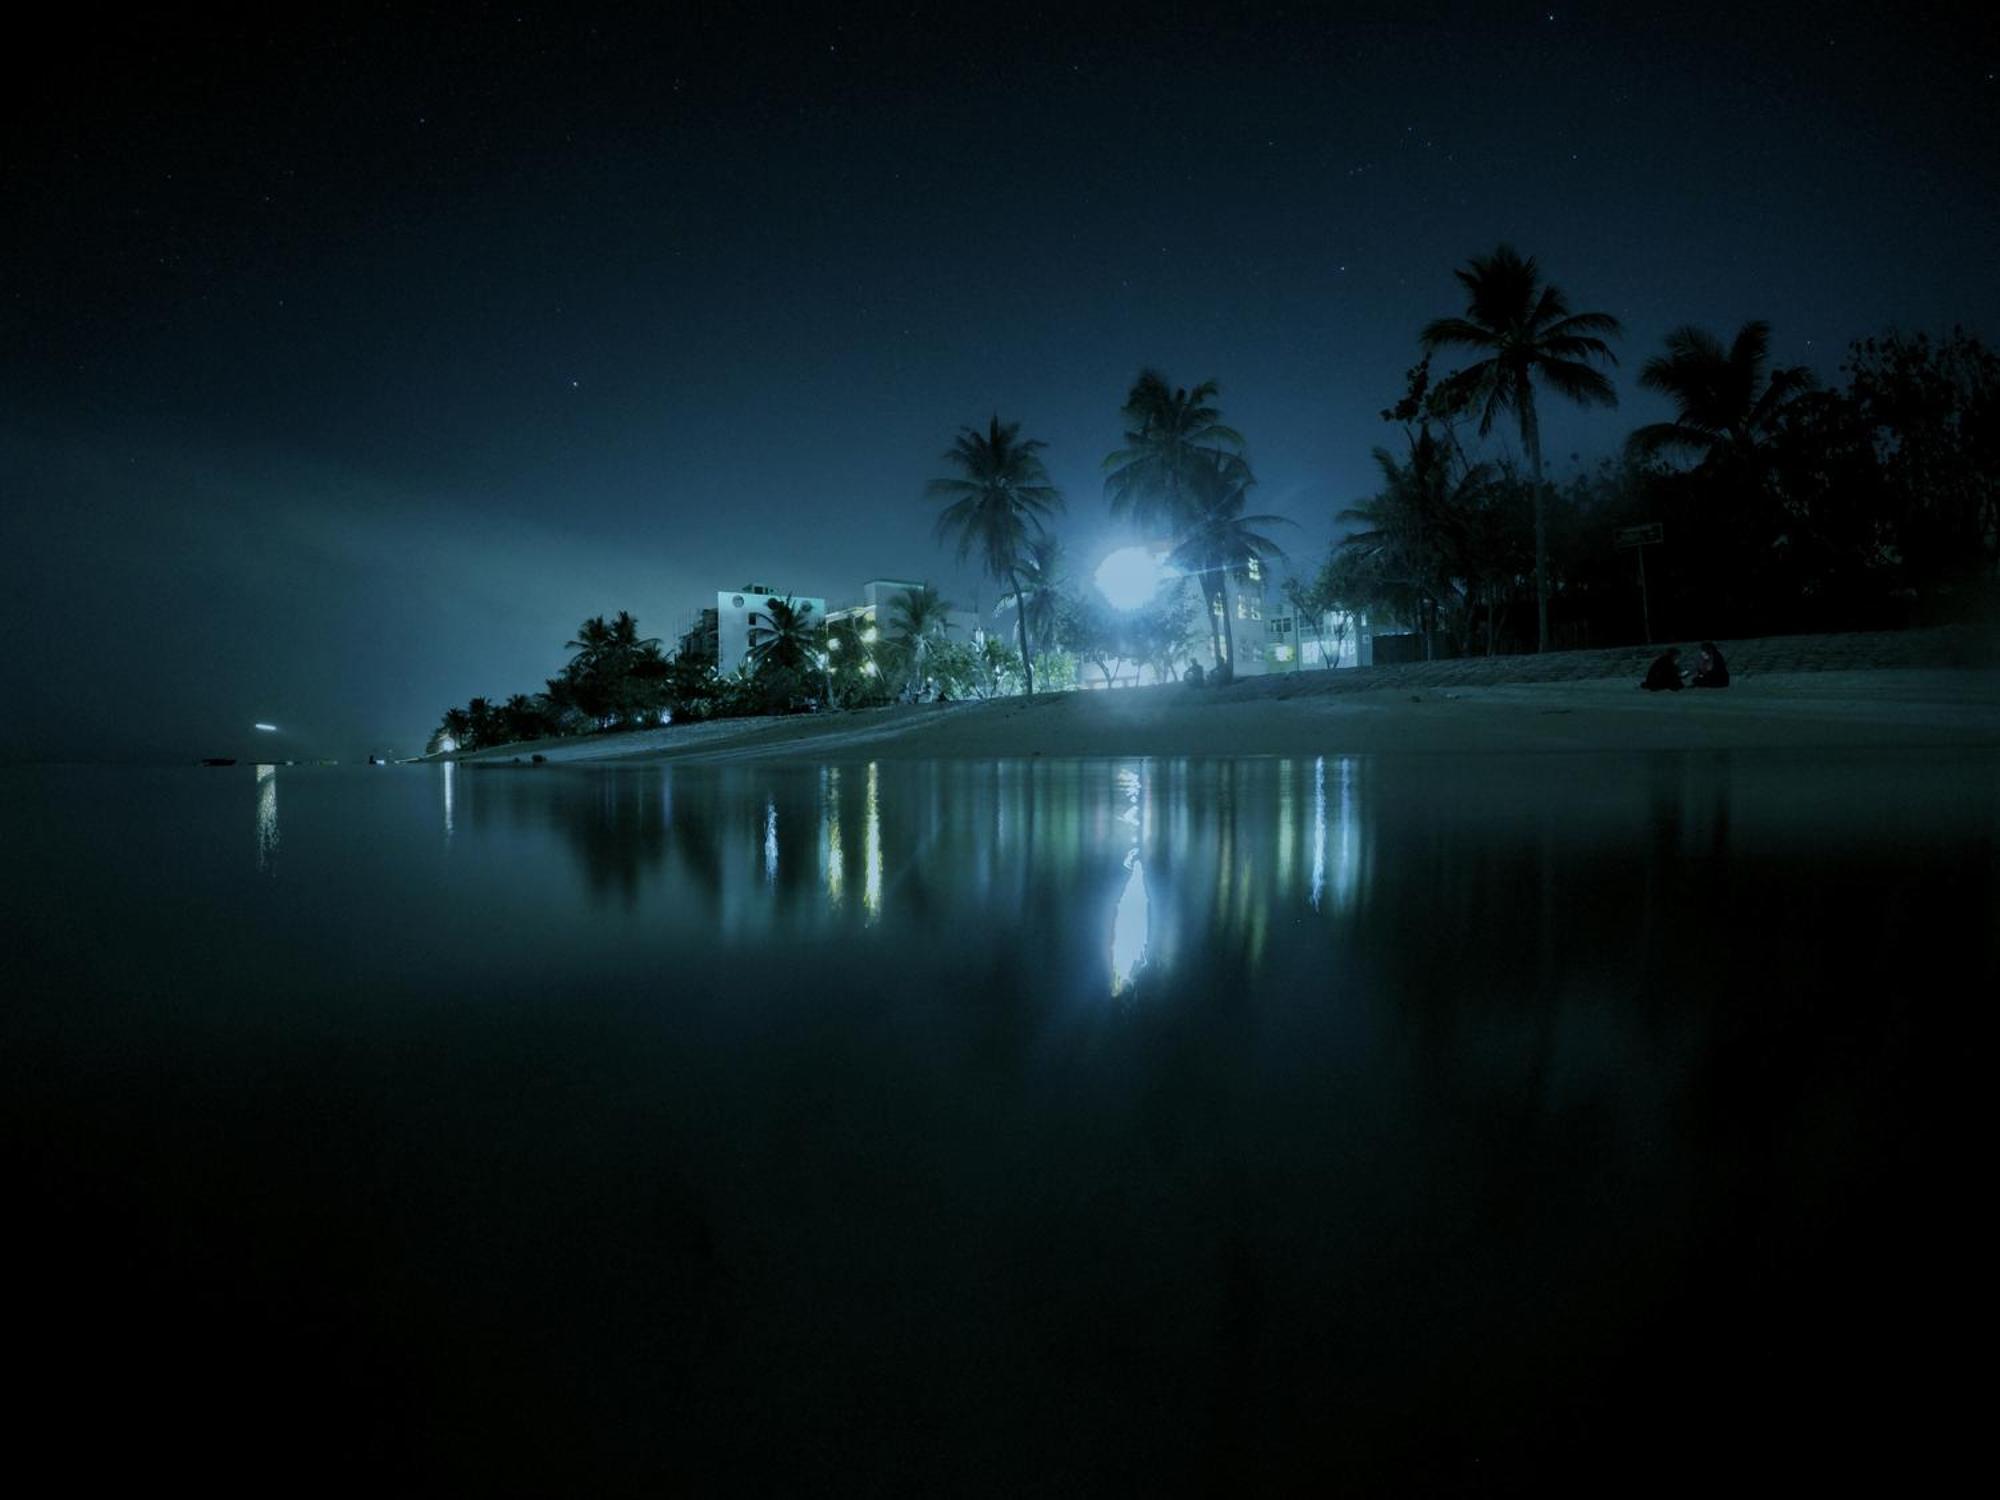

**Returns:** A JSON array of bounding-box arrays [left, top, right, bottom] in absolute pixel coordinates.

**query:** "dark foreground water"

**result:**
[[4, 753, 1994, 1492]]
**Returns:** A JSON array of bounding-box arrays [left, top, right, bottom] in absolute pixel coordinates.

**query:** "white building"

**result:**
[[1262, 607, 1376, 671], [712, 586, 828, 677], [826, 578, 983, 646]]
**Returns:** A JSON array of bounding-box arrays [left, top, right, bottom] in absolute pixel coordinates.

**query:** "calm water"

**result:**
[[4, 753, 1994, 1491]]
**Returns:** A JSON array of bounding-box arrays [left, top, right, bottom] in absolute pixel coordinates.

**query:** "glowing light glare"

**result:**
[[254, 723, 278, 732], [1094, 547, 1163, 611]]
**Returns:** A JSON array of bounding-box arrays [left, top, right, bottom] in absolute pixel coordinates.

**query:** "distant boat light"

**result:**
[[254, 723, 278, 732]]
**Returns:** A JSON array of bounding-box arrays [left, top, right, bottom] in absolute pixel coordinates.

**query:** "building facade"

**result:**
[[708, 586, 829, 677]]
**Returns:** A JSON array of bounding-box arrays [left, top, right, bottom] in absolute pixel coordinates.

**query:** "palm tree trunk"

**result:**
[[1009, 568, 1036, 698], [1521, 385, 1549, 652]]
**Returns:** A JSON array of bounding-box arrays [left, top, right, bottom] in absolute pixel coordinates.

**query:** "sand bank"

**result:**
[[454, 666, 2000, 767]]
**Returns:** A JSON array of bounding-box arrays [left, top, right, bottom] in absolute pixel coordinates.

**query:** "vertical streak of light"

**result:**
[[763, 798, 779, 882], [1333, 756, 1358, 912], [1278, 758, 1295, 889], [255, 764, 279, 873], [442, 760, 455, 841], [1311, 755, 1326, 910], [1111, 764, 1149, 995], [863, 761, 882, 921], [823, 766, 843, 907]]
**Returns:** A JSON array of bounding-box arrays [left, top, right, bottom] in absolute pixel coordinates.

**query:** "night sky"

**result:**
[[5, 2, 1995, 762]]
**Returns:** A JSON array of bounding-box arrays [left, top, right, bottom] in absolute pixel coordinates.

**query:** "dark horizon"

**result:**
[[5, 2, 1996, 762]]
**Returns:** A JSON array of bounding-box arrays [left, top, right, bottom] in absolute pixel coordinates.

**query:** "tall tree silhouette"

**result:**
[[886, 584, 954, 700], [1166, 452, 1290, 674], [928, 416, 1065, 697], [1103, 371, 1247, 533], [1627, 320, 1814, 472], [1423, 244, 1621, 650]]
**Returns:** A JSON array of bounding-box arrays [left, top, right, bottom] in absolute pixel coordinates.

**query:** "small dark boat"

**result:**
[[199, 757, 237, 767]]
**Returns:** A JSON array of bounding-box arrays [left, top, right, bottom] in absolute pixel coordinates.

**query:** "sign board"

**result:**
[[1615, 522, 1663, 550]]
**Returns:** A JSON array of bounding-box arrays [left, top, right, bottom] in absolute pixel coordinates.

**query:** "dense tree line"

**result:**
[[1317, 248, 1998, 655]]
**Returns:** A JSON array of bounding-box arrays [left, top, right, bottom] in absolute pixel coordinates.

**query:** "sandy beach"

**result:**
[[452, 660, 2000, 766]]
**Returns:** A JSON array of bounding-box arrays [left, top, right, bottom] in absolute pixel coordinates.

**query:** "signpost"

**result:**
[[1614, 522, 1664, 643]]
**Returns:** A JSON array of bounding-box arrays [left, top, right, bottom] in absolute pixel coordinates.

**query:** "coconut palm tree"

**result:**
[[928, 415, 1065, 697], [1422, 244, 1621, 651], [993, 532, 1065, 658], [1103, 371, 1248, 533], [1627, 320, 1814, 471], [565, 610, 657, 673], [436, 705, 474, 753], [886, 584, 954, 700], [746, 595, 821, 676], [1166, 452, 1290, 675], [1337, 432, 1505, 659]]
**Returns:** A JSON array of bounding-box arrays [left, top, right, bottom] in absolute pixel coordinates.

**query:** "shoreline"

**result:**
[[448, 660, 2000, 767]]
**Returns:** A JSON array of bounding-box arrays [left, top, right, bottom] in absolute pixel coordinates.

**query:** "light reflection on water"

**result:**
[[403, 755, 1376, 993], [4, 750, 1995, 1491], [254, 762, 279, 873]]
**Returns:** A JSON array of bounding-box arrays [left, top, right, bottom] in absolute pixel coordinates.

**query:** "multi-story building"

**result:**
[[707, 586, 829, 677], [825, 578, 983, 647], [674, 607, 719, 665], [1261, 600, 1377, 671]]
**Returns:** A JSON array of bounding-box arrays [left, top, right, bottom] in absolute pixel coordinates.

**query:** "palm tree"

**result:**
[[928, 415, 1066, 697], [1103, 371, 1248, 533], [886, 584, 955, 700], [1337, 433, 1501, 659], [1627, 320, 1814, 472], [1422, 244, 1621, 651], [993, 533, 1065, 659], [562, 611, 666, 726], [565, 610, 657, 672], [746, 595, 821, 676], [436, 705, 473, 753], [1166, 452, 1290, 675]]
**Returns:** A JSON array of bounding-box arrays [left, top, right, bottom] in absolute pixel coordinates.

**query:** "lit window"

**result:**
[[1247, 558, 1262, 580]]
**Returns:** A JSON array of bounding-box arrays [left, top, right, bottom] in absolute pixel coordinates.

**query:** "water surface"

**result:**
[[4, 753, 1993, 1491]]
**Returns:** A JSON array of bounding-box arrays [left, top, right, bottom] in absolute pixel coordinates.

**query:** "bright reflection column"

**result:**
[[863, 761, 882, 922], [1111, 764, 1149, 995], [255, 764, 279, 873], [822, 767, 843, 907]]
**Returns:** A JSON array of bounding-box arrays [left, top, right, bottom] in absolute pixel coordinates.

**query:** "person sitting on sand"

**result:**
[[1689, 640, 1729, 689], [1641, 647, 1683, 692]]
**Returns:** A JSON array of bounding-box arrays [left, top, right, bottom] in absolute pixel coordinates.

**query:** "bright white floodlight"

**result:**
[[254, 723, 279, 732], [1095, 546, 1162, 611]]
